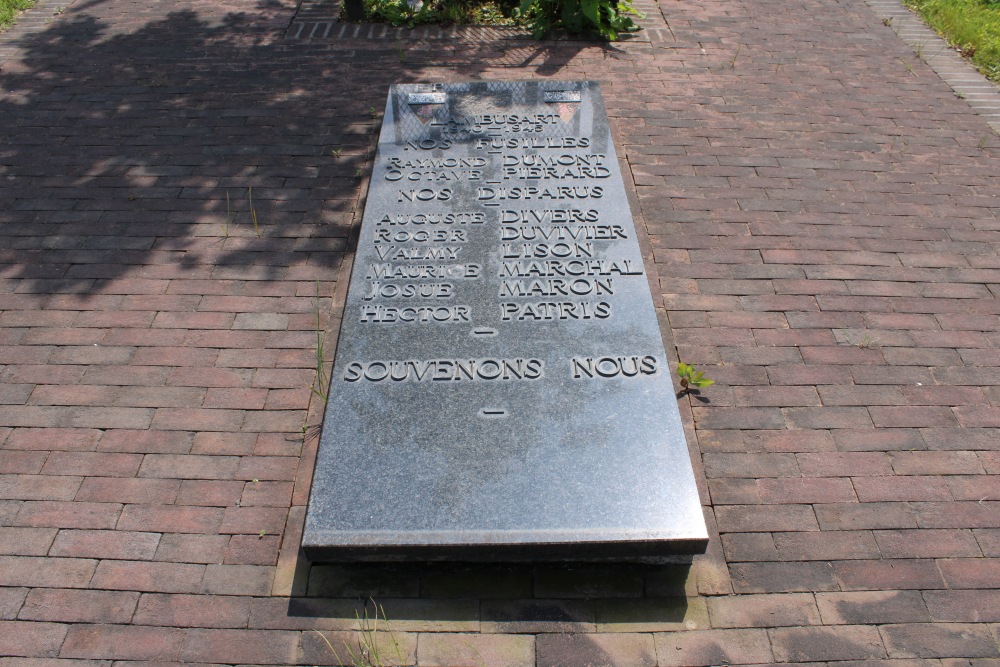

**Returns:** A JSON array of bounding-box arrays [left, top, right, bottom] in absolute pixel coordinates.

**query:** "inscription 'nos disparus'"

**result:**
[[344, 358, 544, 382]]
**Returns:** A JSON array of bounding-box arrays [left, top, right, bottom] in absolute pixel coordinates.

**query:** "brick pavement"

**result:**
[[2, 0, 1000, 663]]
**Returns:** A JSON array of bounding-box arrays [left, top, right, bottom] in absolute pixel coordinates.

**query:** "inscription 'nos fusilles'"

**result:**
[[572, 355, 658, 379], [344, 358, 544, 382]]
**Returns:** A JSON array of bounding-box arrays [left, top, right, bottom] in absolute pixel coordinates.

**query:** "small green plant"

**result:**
[[331, 146, 344, 158], [248, 187, 263, 238], [677, 362, 714, 393], [979, 133, 991, 149], [310, 283, 330, 402], [882, 16, 893, 26], [728, 41, 742, 68], [314, 600, 404, 667]]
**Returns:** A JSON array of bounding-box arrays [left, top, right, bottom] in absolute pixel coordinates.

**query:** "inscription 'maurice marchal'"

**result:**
[[303, 82, 708, 561]]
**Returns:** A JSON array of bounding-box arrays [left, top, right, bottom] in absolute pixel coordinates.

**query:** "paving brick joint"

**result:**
[[2, 0, 1000, 662]]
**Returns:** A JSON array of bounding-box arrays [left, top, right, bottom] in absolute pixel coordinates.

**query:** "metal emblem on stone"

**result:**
[[303, 81, 708, 561]]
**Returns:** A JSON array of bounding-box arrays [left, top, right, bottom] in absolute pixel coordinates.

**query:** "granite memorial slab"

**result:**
[[303, 81, 708, 561]]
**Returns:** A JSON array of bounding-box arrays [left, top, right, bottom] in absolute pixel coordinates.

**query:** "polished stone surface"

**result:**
[[303, 81, 708, 561]]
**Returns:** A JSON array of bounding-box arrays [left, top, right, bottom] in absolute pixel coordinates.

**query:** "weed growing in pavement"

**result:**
[[331, 146, 343, 158], [677, 362, 714, 394], [979, 133, 992, 150], [313, 600, 404, 667], [728, 41, 742, 68], [248, 187, 263, 238], [882, 16, 893, 26], [310, 283, 330, 403]]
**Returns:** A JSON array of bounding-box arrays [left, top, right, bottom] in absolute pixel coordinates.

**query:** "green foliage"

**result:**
[[517, 0, 640, 39], [0, 0, 34, 30], [676, 362, 714, 392], [356, 0, 638, 38], [903, 0, 1000, 81], [361, 0, 519, 27]]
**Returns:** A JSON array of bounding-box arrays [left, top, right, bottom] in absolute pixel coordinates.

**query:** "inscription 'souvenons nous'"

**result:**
[[341, 355, 659, 382], [355, 111, 648, 378]]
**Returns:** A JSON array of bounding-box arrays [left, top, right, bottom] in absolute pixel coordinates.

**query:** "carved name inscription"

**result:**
[[303, 81, 709, 561]]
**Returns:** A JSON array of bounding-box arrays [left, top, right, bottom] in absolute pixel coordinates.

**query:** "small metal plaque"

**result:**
[[303, 81, 708, 561], [407, 92, 447, 105], [544, 90, 582, 103]]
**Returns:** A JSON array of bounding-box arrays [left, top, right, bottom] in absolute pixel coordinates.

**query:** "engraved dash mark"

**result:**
[[480, 409, 507, 417], [472, 328, 497, 337]]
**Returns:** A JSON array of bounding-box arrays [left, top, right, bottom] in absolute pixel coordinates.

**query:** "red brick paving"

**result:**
[[2, 0, 1000, 662]]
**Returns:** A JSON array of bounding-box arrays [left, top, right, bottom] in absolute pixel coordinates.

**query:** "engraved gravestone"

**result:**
[[303, 81, 708, 560]]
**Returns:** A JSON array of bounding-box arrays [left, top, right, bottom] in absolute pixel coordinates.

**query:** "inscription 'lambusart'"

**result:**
[[303, 81, 709, 562]]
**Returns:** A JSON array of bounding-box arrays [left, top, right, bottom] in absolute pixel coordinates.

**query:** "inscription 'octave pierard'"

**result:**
[[344, 358, 544, 382]]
